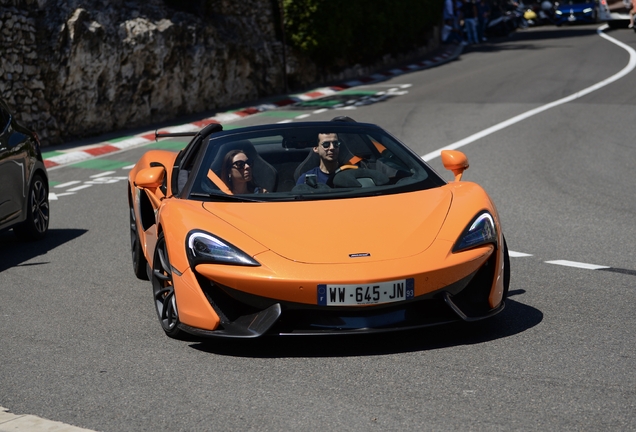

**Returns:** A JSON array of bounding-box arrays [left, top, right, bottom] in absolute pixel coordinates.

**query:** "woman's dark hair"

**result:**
[[220, 149, 256, 193]]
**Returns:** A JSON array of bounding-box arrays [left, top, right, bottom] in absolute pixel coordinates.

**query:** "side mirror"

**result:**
[[135, 166, 165, 188], [441, 150, 469, 182]]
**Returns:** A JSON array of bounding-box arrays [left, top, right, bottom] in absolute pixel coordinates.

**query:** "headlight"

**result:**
[[453, 212, 497, 253], [187, 230, 260, 266], [555, 10, 563, 14], [583, 7, 592, 13]]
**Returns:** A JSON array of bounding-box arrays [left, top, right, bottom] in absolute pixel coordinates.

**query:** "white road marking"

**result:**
[[85, 176, 128, 184], [295, 114, 311, 119], [85, 179, 120, 185], [509, 251, 533, 257], [54, 181, 81, 188], [313, 109, 329, 114], [66, 184, 93, 192], [422, 25, 636, 161], [277, 119, 293, 124], [122, 164, 135, 170], [545, 260, 611, 270], [48, 192, 58, 201], [89, 171, 116, 178]]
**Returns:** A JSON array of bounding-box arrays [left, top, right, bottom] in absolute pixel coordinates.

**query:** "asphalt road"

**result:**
[[1, 25, 635, 431]]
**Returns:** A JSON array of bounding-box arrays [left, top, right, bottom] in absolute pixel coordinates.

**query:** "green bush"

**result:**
[[282, 0, 443, 69]]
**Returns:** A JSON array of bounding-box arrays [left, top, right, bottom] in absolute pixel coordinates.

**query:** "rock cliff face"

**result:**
[[1, 0, 438, 146]]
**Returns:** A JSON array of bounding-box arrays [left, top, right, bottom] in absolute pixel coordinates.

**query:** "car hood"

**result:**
[[557, 3, 594, 11], [202, 188, 453, 264]]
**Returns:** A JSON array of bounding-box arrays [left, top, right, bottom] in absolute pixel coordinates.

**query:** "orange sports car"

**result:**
[[128, 117, 510, 339]]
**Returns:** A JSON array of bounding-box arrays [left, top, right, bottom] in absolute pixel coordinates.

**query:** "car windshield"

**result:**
[[187, 122, 445, 201]]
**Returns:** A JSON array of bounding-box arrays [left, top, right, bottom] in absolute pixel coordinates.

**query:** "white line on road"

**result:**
[[509, 251, 533, 257], [54, 181, 81, 188], [66, 184, 93, 192], [545, 260, 611, 270], [89, 171, 116, 178], [422, 25, 636, 161]]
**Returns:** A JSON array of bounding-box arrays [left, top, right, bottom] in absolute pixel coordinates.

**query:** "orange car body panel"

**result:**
[[200, 189, 452, 264]]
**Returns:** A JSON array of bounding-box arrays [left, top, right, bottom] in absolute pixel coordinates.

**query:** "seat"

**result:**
[[210, 140, 278, 192]]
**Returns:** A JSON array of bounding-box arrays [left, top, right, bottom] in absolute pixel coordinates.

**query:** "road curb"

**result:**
[[43, 44, 462, 169], [0, 406, 95, 432]]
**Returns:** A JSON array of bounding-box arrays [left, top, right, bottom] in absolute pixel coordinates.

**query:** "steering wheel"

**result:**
[[335, 164, 358, 173]]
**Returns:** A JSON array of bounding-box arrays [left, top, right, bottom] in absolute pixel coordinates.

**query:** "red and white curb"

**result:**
[[44, 46, 461, 170]]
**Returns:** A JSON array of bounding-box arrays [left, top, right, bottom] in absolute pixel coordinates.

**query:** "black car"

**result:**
[[0, 99, 49, 240]]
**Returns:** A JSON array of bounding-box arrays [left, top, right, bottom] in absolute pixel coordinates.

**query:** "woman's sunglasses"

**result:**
[[232, 159, 252, 170]]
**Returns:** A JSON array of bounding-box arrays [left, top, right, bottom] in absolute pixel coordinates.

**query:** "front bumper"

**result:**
[[179, 249, 504, 338], [555, 10, 596, 24]]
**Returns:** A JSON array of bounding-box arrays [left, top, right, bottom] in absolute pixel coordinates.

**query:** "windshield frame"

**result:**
[[180, 121, 446, 202]]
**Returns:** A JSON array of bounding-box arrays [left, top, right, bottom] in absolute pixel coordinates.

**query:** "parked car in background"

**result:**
[[0, 99, 49, 240], [554, 0, 603, 24]]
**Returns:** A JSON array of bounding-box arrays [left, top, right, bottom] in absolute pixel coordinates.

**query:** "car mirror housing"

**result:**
[[441, 150, 469, 182], [135, 166, 165, 188]]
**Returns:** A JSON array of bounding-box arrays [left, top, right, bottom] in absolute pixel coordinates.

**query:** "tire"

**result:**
[[502, 237, 511, 299], [151, 232, 185, 339], [129, 199, 149, 280], [14, 173, 49, 241]]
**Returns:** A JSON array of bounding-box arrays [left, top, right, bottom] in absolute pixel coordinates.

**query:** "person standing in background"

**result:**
[[460, 0, 479, 45], [444, 0, 455, 20], [477, 0, 491, 42]]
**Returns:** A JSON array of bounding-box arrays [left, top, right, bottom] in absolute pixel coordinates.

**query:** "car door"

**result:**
[[0, 107, 29, 227]]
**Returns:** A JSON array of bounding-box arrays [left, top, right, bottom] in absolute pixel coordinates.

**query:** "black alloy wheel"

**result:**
[[151, 233, 184, 338], [129, 195, 149, 280], [14, 173, 49, 240]]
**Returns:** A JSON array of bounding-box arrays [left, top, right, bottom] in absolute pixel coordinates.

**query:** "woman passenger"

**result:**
[[220, 150, 267, 194]]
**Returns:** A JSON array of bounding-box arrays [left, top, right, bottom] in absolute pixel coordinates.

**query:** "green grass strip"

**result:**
[[41, 150, 65, 158]]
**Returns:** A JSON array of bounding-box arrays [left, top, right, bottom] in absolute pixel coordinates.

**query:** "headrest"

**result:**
[[210, 140, 257, 175]]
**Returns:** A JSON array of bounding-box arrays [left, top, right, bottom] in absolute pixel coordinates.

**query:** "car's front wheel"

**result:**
[[502, 237, 511, 300], [129, 198, 149, 280], [14, 172, 49, 241], [151, 232, 185, 339]]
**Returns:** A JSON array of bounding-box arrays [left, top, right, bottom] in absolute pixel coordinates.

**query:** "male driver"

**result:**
[[296, 132, 341, 185]]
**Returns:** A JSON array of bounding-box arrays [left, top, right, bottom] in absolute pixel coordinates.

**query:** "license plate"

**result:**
[[317, 278, 414, 306]]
